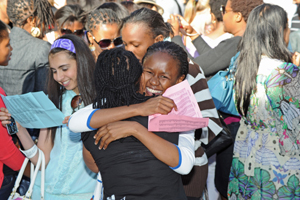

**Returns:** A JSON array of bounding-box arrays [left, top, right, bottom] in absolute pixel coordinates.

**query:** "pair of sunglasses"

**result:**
[[220, 5, 233, 15], [71, 95, 83, 114], [61, 28, 85, 36], [93, 36, 123, 49]]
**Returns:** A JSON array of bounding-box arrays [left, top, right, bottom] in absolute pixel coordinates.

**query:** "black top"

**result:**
[[82, 116, 187, 200]]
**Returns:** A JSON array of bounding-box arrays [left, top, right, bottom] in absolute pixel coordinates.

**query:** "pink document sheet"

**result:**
[[148, 80, 209, 132]]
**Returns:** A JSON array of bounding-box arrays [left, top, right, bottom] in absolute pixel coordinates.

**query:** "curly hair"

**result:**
[[7, 0, 54, 28], [85, 8, 122, 32], [142, 41, 189, 79], [230, 0, 263, 22], [93, 47, 149, 109]]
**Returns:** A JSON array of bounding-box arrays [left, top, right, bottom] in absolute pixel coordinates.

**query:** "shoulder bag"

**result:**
[[207, 52, 240, 116], [8, 149, 45, 200]]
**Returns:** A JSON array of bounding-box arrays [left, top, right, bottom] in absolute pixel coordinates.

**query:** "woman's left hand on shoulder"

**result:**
[[94, 121, 142, 150]]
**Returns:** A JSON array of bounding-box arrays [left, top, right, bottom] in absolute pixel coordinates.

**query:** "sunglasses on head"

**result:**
[[93, 36, 123, 49], [71, 95, 83, 114], [61, 28, 85, 36]]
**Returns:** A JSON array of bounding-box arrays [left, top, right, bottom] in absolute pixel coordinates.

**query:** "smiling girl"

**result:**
[[70, 42, 194, 199], [0, 34, 97, 199]]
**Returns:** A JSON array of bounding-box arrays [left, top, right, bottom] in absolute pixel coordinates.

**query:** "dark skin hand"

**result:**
[[93, 95, 177, 149]]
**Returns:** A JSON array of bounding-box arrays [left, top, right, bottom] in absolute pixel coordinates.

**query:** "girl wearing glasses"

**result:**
[[45, 4, 86, 44], [1, 34, 97, 199], [86, 8, 123, 61]]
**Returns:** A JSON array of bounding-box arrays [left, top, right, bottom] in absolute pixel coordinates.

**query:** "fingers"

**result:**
[[157, 96, 178, 113], [0, 107, 11, 127], [94, 126, 106, 145], [62, 116, 70, 124]]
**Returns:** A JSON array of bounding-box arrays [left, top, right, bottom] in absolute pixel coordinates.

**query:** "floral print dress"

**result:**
[[228, 57, 300, 200]]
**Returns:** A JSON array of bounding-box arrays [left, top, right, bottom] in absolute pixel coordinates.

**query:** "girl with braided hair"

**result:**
[[69, 42, 194, 199], [0, 0, 54, 96], [86, 8, 123, 61]]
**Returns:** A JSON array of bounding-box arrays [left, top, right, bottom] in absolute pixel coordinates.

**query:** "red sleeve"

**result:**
[[0, 87, 25, 171]]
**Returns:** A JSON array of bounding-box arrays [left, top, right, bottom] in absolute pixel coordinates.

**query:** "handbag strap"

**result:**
[[10, 157, 30, 196], [25, 149, 45, 199]]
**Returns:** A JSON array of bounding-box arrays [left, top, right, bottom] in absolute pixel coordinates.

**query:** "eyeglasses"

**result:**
[[220, 5, 233, 15], [61, 28, 85, 36], [93, 35, 123, 49], [71, 95, 83, 113]]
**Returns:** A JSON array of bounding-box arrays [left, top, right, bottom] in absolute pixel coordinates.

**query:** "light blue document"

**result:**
[[1, 92, 65, 128]]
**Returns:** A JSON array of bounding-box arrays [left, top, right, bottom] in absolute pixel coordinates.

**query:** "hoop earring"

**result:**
[[31, 27, 41, 38]]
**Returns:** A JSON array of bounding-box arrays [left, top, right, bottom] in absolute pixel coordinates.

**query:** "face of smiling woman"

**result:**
[[49, 51, 79, 94], [140, 52, 185, 96]]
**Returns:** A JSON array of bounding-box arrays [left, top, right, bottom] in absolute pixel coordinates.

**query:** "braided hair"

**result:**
[[7, 0, 54, 29], [85, 8, 122, 32], [142, 41, 189, 79], [93, 47, 149, 109]]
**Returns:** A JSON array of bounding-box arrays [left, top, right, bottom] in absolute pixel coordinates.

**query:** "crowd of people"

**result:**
[[0, 0, 300, 200]]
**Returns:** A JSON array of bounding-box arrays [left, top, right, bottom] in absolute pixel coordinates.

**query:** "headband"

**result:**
[[50, 38, 76, 54]]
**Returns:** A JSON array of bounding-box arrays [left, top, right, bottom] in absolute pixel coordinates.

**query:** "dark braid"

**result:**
[[7, 0, 54, 29], [142, 41, 189, 79], [85, 8, 121, 32], [93, 48, 149, 109]]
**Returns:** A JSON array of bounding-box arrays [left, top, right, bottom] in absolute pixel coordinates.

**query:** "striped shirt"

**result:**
[[186, 59, 222, 166]]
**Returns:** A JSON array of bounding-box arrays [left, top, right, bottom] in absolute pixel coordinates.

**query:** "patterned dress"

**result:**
[[228, 57, 300, 200]]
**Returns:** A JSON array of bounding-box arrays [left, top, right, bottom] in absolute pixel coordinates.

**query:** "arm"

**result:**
[[95, 121, 193, 174], [16, 126, 53, 168], [68, 96, 177, 133], [172, 130, 195, 174], [0, 126, 25, 171], [0, 108, 52, 168]]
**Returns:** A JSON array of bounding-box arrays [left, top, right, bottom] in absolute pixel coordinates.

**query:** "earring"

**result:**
[[89, 43, 95, 52], [31, 27, 41, 38]]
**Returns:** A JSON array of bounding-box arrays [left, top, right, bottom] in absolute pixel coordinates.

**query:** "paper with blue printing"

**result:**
[[1, 91, 65, 128]]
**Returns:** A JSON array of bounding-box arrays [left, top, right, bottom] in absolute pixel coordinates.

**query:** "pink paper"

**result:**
[[148, 115, 208, 132], [148, 80, 209, 132]]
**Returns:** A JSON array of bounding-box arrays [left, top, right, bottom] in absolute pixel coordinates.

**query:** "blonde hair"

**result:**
[[184, 0, 210, 23]]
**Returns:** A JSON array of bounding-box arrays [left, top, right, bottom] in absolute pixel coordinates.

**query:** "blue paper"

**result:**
[[1, 92, 65, 128]]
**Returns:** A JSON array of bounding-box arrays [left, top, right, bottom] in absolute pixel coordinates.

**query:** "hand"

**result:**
[[292, 52, 300, 66], [94, 121, 140, 150], [62, 116, 70, 124], [138, 96, 177, 116], [0, 107, 11, 127], [168, 14, 181, 37]]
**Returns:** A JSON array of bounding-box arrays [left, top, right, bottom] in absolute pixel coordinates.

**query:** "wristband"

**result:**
[[20, 144, 38, 158]]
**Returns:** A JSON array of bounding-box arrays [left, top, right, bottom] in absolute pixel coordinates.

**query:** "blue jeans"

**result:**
[[0, 175, 16, 200]]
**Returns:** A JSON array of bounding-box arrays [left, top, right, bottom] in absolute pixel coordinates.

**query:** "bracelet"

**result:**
[[186, 33, 199, 36], [20, 144, 38, 158]]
